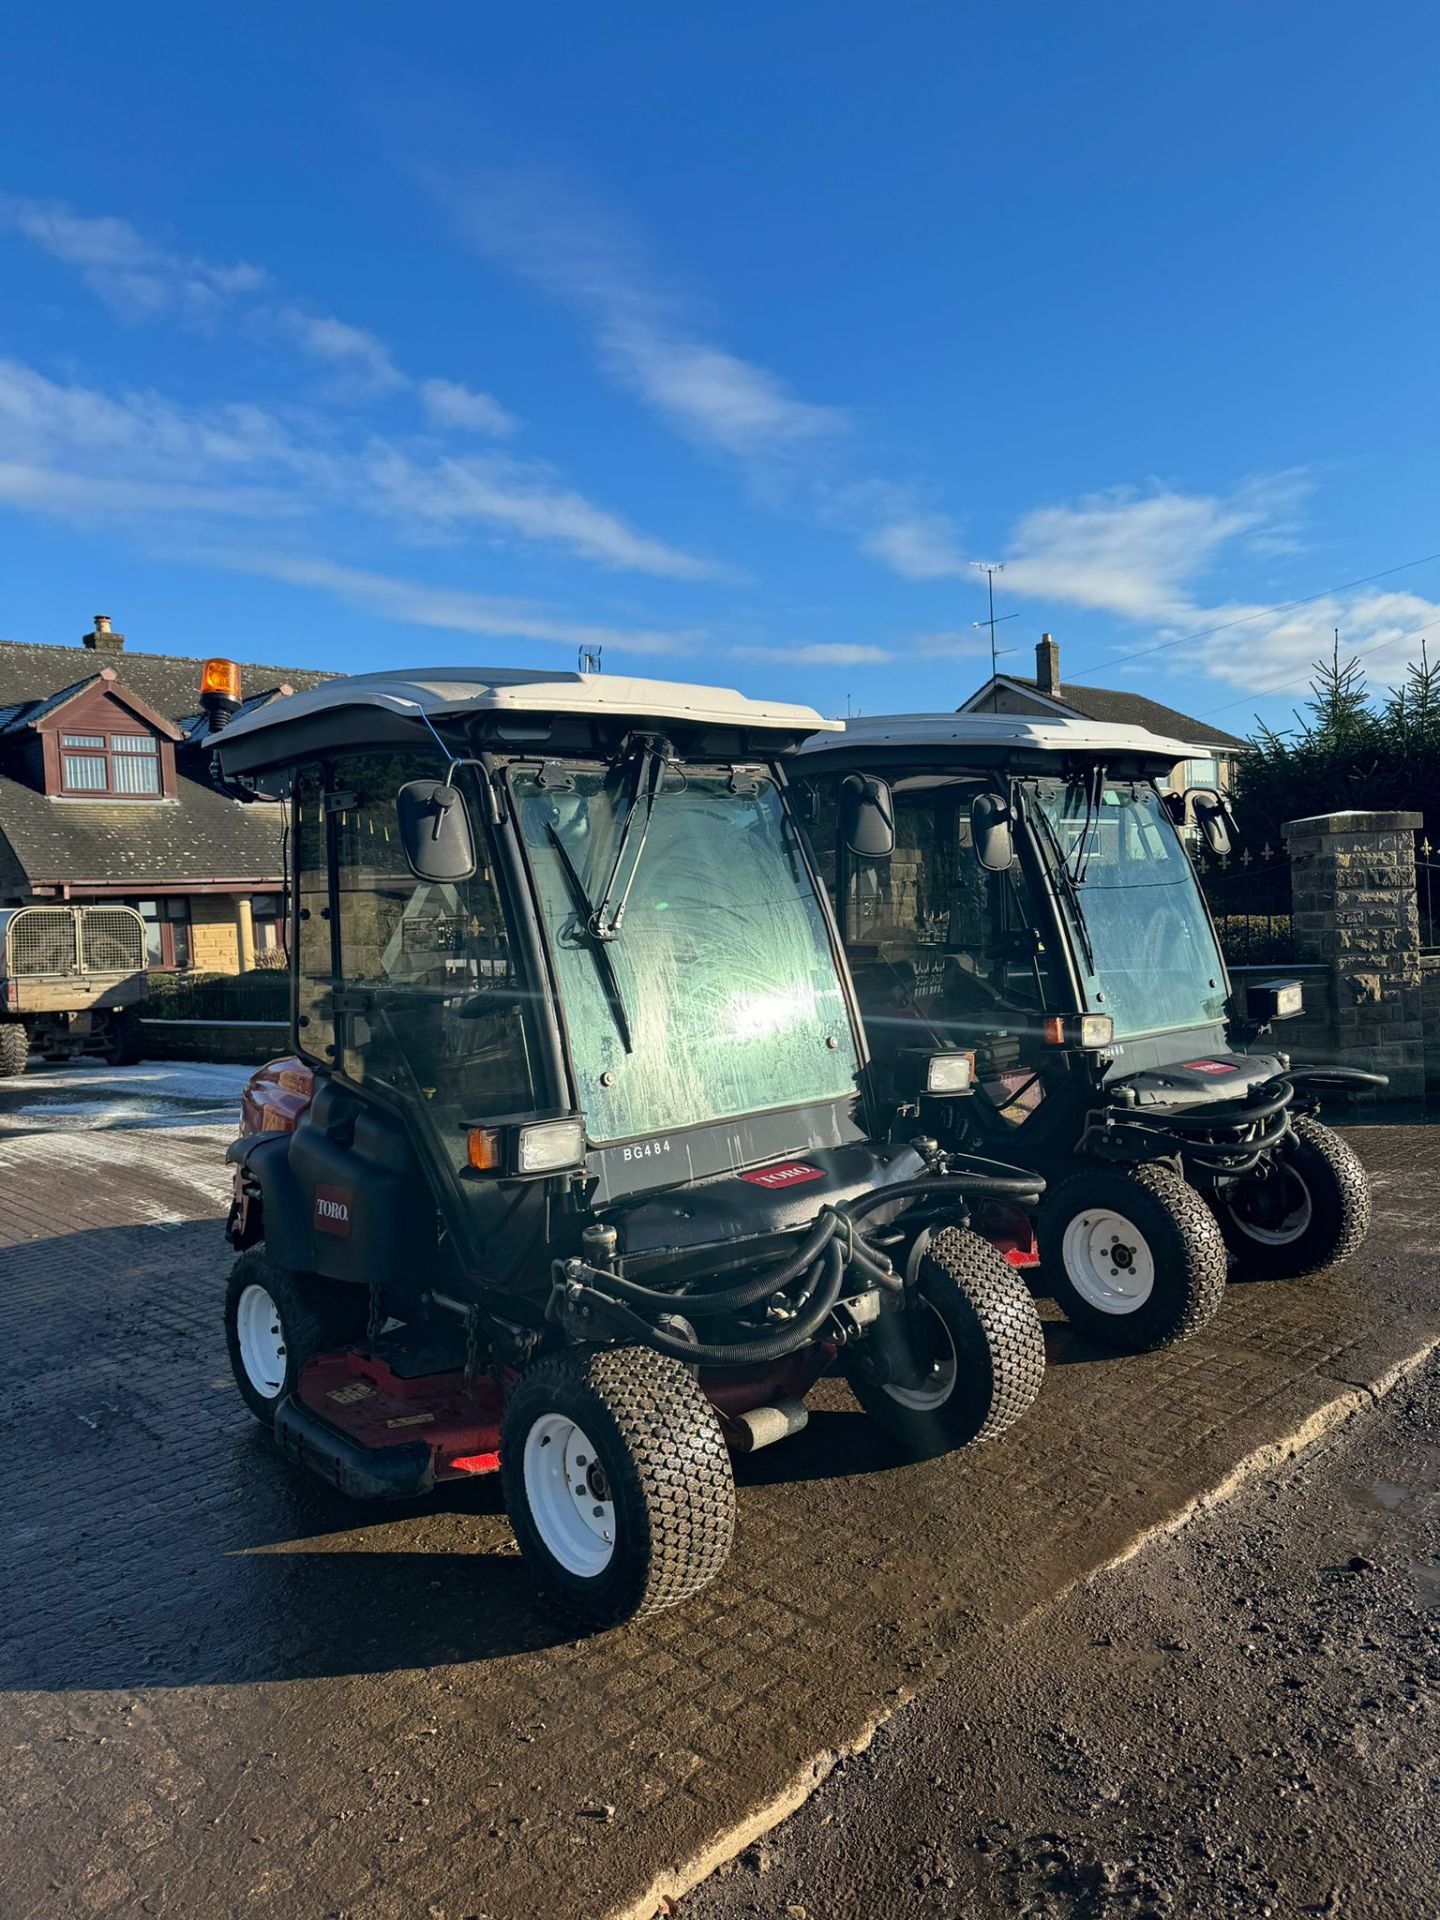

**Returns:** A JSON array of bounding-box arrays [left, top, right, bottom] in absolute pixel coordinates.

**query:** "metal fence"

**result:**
[[1194, 839, 1295, 965], [1419, 835, 1440, 953], [146, 969, 291, 1023]]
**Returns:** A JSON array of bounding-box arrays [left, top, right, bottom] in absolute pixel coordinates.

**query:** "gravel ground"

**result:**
[[681, 1353, 1440, 1920]]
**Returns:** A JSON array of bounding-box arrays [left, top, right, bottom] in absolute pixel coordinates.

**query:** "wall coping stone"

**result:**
[[1283, 809, 1423, 837]]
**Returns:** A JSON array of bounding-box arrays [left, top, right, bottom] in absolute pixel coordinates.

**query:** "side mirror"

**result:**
[[396, 779, 477, 883], [971, 789, 1014, 871], [841, 773, 895, 859], [1191, 790, 1234, 858]]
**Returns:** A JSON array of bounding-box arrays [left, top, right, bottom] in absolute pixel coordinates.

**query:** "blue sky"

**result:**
[[1, 3, 1437, 734]]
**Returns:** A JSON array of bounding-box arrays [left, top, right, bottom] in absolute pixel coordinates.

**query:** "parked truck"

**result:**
[[0, 904, 148, 1073]]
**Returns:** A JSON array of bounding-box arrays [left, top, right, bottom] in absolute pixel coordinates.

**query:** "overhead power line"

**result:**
[[1198, 618, 1435, 717], [1058, 547, 1440, 684]]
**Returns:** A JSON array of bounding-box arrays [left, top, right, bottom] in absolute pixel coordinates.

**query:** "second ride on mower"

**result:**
[[797, 712, 1382, 1353], [209, 664, 1047, 1626]]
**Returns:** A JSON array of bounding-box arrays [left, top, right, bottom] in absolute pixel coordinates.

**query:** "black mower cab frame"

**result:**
[[798, 713, 1381, 1353], [210, 667, 1046, 1625]]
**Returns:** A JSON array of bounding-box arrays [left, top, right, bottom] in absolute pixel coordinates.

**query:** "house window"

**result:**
[[251, 893, 284, 954], [134, 898, 192, 969], [1181, 757, 1220, 792], [60, 732, 161, 796]]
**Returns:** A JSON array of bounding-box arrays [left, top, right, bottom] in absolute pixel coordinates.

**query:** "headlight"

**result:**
[[925, 1051, 975, 1093], [1043, 1014, 1114, 1050], [516, 1117, 587, 1174], [1246, 979, 1303, 1022]]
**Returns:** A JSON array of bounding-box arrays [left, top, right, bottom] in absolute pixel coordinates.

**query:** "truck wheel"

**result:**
[[1211, 1115, 1371, 1280], [224, 1252, 369, 1426], [501, 1344, 736, 1630], [0, 1022, 29, 1076], [844, 1225, 1046, 1457], [1039, 1164, 1227, 1352], [106, 1008, 144, 1066]]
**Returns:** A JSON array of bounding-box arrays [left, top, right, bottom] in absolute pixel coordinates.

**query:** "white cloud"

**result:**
[[986, 473, 1439, 706], [358, 446, 722, 577], [1000, 482, 1300, 622], [861, 512, 967, 581], [734, 641, 891, 666], [0, 354, 721, 579], [1, 193, 525, 430], [0, 192, 267, 319], [448, 173, 847, 460], [276, 308, 404, 395], [215, 553, 696, 656], [1193, 588, 1440, 698], [602, 325, 844, 456], [419, 378, 518, 437]]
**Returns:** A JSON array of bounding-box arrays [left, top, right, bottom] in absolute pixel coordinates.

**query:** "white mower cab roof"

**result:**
[[216, 666, 841, 760], [798, 710, 1197, 763]]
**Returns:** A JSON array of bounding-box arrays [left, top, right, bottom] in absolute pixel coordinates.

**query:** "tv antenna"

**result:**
[[971, 561, 1017, 712], [578, 645, 602, 675]]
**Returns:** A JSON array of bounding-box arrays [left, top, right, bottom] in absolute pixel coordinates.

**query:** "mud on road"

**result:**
[[682, 1351, 1440, 1920], [1, 1069, 1437, 1920]]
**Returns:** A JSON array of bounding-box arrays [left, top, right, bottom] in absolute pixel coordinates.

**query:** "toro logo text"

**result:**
[[314, 1185, 352, 1236]]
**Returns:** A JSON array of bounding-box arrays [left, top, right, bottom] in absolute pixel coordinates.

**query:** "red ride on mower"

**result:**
[[210, 664, 1049, 1627]]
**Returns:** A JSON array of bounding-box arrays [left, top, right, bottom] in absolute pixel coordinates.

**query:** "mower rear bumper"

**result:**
[[273, 1393, 436, 1501]]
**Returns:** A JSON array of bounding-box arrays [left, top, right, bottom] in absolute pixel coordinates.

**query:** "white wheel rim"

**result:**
[[1227, 1167, 1313, 1245], [522, 1413, 616, 1577], [236, 1282, 288, 1398], [882, 1299, 959, 1411], [1061, 1207, 1156, 1314]]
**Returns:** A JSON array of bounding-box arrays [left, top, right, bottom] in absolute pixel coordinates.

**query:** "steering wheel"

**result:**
[[1138, 902, 1194, 981]]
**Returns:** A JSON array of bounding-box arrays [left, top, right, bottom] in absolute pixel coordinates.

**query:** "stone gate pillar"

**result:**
[[1282, 809, 1424, 1098]]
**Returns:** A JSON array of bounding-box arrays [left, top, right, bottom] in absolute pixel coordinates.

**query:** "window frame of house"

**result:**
[[58, 728, 164, 798], [132, 897, 193, 970]]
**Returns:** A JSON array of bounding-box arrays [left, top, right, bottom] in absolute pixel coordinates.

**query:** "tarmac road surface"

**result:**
[[681, 1348, 1440, 1920], [0, 1064, 1437, 1920]]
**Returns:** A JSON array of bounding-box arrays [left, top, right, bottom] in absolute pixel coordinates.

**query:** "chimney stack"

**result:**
[[1036, 631, 1059, 695], [82, 614, 126, 653]]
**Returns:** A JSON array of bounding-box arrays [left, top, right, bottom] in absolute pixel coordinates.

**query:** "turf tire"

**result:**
[[845, 1224, 1046, 1458], [1211, 1115, 1371, 1280], [1039, 1163, 1227, 1352], [501, 1344, 736, 1630], [224, 1251, 370, 1426]]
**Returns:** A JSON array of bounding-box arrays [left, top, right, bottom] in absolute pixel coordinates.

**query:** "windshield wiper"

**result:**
[[1026, 789, 1097, 975], [544, 823, 634, 1054], [588, 735, 668, 941]]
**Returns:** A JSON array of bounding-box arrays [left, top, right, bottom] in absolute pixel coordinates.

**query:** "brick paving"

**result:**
[[1, 1075, 1437, 1920]]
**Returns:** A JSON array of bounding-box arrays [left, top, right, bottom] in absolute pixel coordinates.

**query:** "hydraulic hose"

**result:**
[[583, 1240, 848, 1368], [576, 1210, 841, 1320], [843, 1172, 1044, 1216]]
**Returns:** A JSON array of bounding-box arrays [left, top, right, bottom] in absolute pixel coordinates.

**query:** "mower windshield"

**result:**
[[514, 764, 860, 1145], [1027, 778, 1227, 1040]]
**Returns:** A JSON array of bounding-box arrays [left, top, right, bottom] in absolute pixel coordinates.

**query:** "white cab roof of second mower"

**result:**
[[798, 710, 1198, 760], [216, 667, 840, 747]]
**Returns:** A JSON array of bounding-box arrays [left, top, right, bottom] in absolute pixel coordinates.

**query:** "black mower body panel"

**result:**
[[611, 1139, 926, 1280], [1108, 1048, 1287, 1111]]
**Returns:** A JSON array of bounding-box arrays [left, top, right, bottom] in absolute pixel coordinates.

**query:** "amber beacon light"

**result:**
[[199, 657, 243, 732]]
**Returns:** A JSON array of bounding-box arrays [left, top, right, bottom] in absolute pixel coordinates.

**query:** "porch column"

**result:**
[[1282, 809, 1423, 1098], [234, 896, 256, 974]]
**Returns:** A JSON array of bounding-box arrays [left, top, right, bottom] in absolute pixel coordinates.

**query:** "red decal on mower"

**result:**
[[314, 1184, 352, 1235], [1181, 1060, 1233, 1075], [740, 1162, 824, 1189]]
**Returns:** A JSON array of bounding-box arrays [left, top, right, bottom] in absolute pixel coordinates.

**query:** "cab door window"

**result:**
[[293, 765, 335, 1062], [326, 753, 536, 1167], [843, 781, 1058, 1117]]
